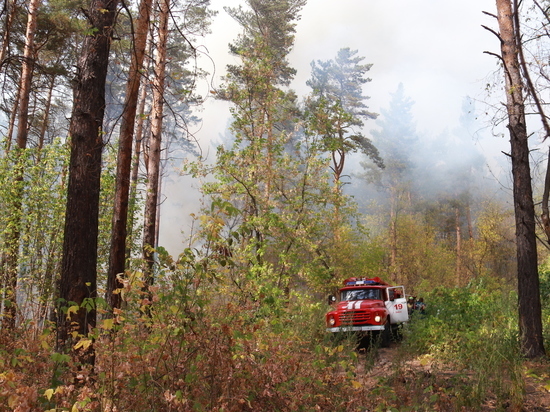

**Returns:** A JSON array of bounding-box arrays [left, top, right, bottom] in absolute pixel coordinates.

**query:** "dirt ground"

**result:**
[[356, 344, 550, 411]]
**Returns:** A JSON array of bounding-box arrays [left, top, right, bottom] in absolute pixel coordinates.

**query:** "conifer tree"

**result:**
[[306, 48, 383, 187], [57, 0, 119, 362]]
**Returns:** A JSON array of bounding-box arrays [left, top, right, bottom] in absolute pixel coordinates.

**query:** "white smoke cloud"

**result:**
[[159, 0, 508, 256]]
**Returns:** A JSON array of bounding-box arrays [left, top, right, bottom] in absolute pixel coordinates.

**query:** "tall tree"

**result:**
[[106, 0, 153, 311], [220, 0, 307, 204], [57, 0, 119, 362], [213, 0, 307, 250], [0, 0, 19, 67], [2, 0, 41, 329], [306, 48, 383, 187], [305, 48, 383, 260], [191, 0, 365, 299], [489, 0, 545, 358], [142, 0, 169, 284]]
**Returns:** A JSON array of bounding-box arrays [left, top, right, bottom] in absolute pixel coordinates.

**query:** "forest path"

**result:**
[[352, 343, 550, 411]]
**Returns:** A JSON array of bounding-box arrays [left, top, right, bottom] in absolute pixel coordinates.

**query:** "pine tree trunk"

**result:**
[[495, 0, 545, 358], [57, 0, 119, 364], [142, 0, 168, 286], [2, 0, 40, 329], [455, 207, 462, 287], [0, 0, 18, 70], [127, 79, 149, 261], [37, 74, 55, 152], [106, 0, 153, 311], [15, 0, 39, 150], [389, 191, 398, 284]]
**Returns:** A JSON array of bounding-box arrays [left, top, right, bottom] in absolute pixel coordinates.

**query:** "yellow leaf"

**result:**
[[74, 338, 93, 351], [351, 380, 362, 389], [66, 305, 79, 319], [8, 394, 17, 407], [101, 318, 114, 330], [41, 338, 50, 350], [45, 388, 54, 401], [72, 403, 79, 412]]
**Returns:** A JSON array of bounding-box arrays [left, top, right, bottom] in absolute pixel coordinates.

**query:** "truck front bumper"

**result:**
[[326, 325, 385, 332]]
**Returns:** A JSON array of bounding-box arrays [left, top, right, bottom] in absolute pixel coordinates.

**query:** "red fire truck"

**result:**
[[325, 277, 409, 346]]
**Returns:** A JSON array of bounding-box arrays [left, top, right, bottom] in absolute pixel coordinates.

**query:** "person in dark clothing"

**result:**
[[407, 296, 416, 314], [415, 297, 426, 314]]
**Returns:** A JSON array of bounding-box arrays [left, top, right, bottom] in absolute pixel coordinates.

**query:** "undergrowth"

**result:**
[[360, 277, 526, 412], [0, 260, 368, 412], [1, 268, 545, 411]]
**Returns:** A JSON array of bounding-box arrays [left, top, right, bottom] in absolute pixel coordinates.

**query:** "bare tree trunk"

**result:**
[[4, 88, 18, 152], [37, 74, 55, 152], [389, 190, 398, 284], [106, 0, 153, 311], [57, 0, 119, 365], [0, 0, 18, 69], [494, 0, 545, 358], [155, 172, 162, 249], [455, 207, 462, 287], [466, 202, 473, 240], [2, 0, 40, 329], [142, 0, 168, 286], [127, 79, 149, 261], [15, 0, 39, 150], [542, 146, 550, 243]]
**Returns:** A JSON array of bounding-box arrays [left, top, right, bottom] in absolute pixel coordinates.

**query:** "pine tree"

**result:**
[[57, 0, 119, 363]]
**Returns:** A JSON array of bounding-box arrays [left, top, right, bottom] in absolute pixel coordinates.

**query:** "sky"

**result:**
[[159, 0, 508, 255]]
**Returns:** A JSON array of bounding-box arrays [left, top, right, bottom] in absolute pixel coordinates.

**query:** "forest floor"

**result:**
[[355, 343, 550, 411]]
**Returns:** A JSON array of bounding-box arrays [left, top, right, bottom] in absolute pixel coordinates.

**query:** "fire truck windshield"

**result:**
[[341, 288, 382, 301]]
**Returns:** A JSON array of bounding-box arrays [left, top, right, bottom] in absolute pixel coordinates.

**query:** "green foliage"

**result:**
[[191, 0, 374, 303], [400, 280, 524, 410], [537, 260, 550, 351], [306, 47, 383, 182], [0, 140, 69, 325], [0, 251, 367, 411]]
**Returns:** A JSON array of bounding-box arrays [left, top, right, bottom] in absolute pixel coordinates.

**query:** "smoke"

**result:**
[[158, 0, 509, 256]]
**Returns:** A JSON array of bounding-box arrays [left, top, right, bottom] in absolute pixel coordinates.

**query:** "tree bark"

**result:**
[[2, 0, 40, 329], [142, 0, 168, 286], [455, 207, 462, 287], [542, 147, 550, 243], [106, 0, 153, 311], [127, 77, 149, 261], [389, 192, 398, 284], [0, 0, 18, 70], [15, 0, 39, 150], [37, 74, 55, 152], [495, 0, 545, 358], [57, 0, 119, 363]]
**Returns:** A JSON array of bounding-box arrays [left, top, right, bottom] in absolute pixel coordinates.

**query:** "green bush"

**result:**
[[400, 278, 524, 410]]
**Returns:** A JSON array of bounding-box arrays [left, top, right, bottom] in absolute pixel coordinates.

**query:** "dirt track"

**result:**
[[355, 344, 550, 411]]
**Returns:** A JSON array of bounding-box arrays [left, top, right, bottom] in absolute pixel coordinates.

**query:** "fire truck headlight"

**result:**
[[374, 315, 381, 323], [328, 316, 336, 326]]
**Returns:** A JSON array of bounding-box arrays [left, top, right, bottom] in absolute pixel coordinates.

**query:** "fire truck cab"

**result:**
[[325, 277, 409, 346]]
